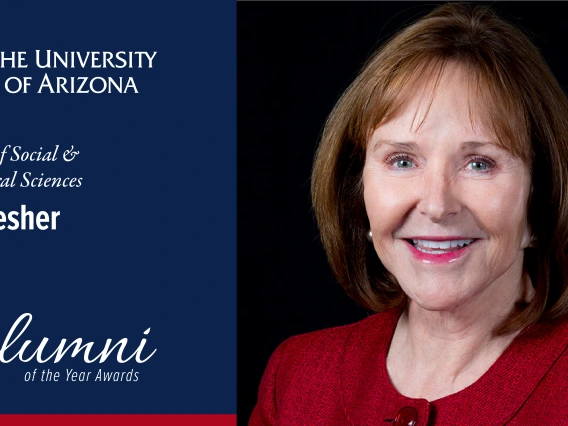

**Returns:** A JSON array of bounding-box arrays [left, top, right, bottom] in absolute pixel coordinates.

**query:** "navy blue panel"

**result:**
[[0, 0, 235, 414]]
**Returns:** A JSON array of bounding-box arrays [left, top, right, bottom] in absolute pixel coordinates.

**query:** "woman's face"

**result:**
[[363, 62, 532, 312]]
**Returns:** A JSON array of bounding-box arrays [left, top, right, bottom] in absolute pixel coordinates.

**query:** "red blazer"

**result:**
[[250, 308, 568, 425]]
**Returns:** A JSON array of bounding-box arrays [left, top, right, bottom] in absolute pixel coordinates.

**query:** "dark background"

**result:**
[[237, 2, 568, 424]]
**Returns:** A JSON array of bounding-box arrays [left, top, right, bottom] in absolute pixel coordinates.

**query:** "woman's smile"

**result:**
[[403, 237, 478, 264]]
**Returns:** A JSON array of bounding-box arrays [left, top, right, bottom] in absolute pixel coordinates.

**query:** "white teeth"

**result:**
[[457, 239, 473, 247], [428, 240, 440, 249], [412, 238, 475, 252], [415, 246, 448, 254]]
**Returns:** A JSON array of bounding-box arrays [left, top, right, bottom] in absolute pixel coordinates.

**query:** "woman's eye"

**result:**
[[467, 160, 488, 171], [394, 159, 414, 168], [385, 154, 415, 169]]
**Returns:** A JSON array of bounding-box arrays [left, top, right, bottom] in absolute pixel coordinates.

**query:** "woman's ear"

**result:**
[[521, 229, 536, 249], [520, 221, 533, 249]]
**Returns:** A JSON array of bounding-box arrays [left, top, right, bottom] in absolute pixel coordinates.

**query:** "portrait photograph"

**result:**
[[238, 2, 568, 425]]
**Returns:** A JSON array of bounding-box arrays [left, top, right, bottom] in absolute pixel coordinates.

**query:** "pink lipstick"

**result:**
[[403, 237, 477, 264]]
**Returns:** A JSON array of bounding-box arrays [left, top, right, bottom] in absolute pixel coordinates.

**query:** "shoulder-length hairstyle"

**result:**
[[311, 2, 568, 335]]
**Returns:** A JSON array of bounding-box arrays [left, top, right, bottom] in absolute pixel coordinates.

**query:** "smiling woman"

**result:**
[[364, 61, 535, 402], [248, 3, 568, 425]]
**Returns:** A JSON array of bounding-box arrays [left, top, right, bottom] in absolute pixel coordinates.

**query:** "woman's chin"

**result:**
[[407, 290, 474, 313], [398, 273, 489, 313]]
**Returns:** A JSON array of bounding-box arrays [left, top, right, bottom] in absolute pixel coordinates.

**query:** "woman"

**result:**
[[250, 3, 568, 425]]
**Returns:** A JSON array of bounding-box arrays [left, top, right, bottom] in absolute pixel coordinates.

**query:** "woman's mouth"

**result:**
[[411, 239, 475, 254], [404, 238, 478, 263]]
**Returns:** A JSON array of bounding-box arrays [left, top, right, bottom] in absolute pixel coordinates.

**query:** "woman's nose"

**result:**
[[417, 169, 461, 223]]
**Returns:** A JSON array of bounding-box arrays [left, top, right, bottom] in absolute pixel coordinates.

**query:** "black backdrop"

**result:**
[[237, 2, 568, 423]]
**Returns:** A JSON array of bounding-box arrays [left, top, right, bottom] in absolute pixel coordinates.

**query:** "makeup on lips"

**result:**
[[403, 237, 478, 263]]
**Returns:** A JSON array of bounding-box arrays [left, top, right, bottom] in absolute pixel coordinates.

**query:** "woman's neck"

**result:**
[[386, 270, 534, 401]]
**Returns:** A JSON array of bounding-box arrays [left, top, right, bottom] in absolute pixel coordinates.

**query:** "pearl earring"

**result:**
[[366, 230, 373, 242]]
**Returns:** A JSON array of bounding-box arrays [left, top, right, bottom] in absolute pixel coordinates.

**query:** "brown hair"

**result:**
[[311, 3, 568, 335]]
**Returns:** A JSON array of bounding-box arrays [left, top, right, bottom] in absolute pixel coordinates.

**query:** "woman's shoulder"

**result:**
[[260, 308, 401, 392], [499, 313, 568, 424], [249, 309, 400, 425]]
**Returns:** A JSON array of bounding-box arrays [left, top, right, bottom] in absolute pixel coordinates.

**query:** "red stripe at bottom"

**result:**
[[0, 415, 236, 425]]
